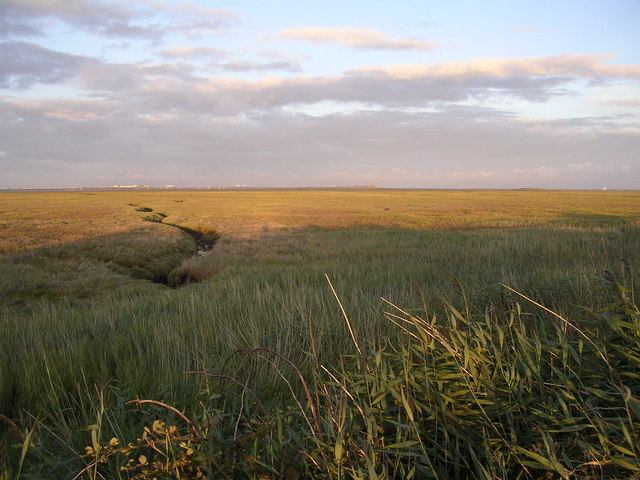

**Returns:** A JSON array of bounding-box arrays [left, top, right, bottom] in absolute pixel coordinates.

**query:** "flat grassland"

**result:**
[[1, 189, 639, 478]]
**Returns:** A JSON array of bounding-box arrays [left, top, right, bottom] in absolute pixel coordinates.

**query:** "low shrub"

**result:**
[[167, 261, 213, 288]]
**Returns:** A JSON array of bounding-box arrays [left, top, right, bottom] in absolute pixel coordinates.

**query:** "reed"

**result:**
[[53, 276, 640, 479]]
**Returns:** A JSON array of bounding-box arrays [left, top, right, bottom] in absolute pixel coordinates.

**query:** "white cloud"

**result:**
[[278, 27, 440, 51], [354, 55, 640, 80], [160, 2, 238, 38], [201, 55, 638, 108], [600, 98, 640, 108], [158, 46, 230, 59]]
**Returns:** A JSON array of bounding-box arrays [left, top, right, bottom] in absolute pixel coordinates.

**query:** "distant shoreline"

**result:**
[[0, 186, 630, 193]]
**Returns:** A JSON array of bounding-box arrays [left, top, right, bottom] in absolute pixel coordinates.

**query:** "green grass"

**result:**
[[1, 189, 639, 478], [15, 277, 637, 479]]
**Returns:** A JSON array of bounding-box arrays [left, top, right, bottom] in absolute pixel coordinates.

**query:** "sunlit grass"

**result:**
[[1, 190, 639, 253]]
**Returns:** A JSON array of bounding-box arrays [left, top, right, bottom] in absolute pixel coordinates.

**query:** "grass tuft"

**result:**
[[167, 259, 214, 287]]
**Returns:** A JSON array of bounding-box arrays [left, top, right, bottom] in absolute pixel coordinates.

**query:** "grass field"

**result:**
[[1, 189, 639, 479]]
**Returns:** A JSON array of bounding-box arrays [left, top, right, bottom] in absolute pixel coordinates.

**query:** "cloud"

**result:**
[[194, 55, 636, 109], [0, 2, 44, 37], [0, 0, 162, 40], [379, 160, 636, 189], [2, 43, 638, 189], [158, 47, 303, 73], [600, 98, 640, 108], [190, 54, 639, 112], [163, 2, 239, 38], [512, 162, 631, 177], [0, 0, 238, 41], [2, 97, 638, 189], [216, 60, 302, 73], [354, 55, 640, 80], [1, 3, 637, 190], [158, 46, 230, 59], [0, 41, 198, 91], [4, 40, 637, 114], [0, 41, 85, 88], [278, 27, 440, 51]]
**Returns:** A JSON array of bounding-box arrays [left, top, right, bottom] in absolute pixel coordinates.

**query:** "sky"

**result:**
[[1, 0, 639, 189]]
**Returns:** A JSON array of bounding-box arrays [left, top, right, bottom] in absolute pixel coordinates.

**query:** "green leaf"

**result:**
[[611, 442, 636, 457], [334, 436, 344, 462], [627, 395, 640, 421], [401, 390, 414, 422], [610, 456, 640, 471], [514, 446, 568, 477], [386, 440, 419, 449]]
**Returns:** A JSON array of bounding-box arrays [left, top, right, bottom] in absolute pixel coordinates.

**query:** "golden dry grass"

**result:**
[[1, 189, 639, 252]]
